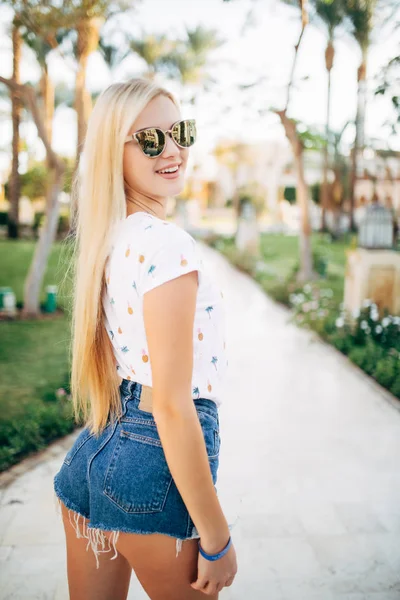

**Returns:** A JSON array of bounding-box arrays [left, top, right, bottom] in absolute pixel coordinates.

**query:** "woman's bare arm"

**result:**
[[143, 270, 230, 553]]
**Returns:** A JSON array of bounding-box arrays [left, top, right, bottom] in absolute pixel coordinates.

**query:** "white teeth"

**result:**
[[158, 166, 179, 174]]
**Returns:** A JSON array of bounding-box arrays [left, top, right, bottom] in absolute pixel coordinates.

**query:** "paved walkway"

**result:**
[[1, 243, 400, 599]]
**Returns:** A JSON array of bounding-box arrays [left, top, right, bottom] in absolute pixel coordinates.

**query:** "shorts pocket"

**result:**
[[63, 428, 96, 466], [103, 424, 173, 514]]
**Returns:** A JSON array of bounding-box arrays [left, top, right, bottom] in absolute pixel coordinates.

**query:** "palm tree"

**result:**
[[223, 0, 316, 281], [128, 32, 176, 81], [98, 37, 128, 74], [74, 16, 105, 157], [274, 0, 318, 282], [314, 0, 345, 231], [8, 18, 22, 239], [160, 25, 223, 104], [344, 0, 377, 230], [18, 0, 131, 159], [1, 72, 66, 317], [128, 25, 222, 97], [22, 33, 56, 144]]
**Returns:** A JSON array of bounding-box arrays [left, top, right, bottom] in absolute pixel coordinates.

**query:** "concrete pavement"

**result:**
[[1, 242, 400, 599]]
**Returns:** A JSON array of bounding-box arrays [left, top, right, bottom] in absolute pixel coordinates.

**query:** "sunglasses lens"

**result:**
[[172, 119, 196, 147], [135, 128, 165, 157]]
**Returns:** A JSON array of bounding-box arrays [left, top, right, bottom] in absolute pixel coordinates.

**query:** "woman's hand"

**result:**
[[190, 540, 237, 596]]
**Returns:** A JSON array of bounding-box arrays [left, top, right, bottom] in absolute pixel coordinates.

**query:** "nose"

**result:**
[[163, 131, 181, 157]]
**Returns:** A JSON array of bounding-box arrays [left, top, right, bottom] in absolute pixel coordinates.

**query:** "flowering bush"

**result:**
[[289, 289, 400, 399], [289, 284, 338, 336], [334, 300, 400, 352]]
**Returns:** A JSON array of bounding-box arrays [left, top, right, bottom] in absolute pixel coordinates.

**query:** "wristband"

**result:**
[[198, 536, 232, 561]]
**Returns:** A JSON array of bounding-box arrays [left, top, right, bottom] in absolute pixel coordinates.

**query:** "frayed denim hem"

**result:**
[[53, 489, 201, 569], [53, 489, 118, 570]]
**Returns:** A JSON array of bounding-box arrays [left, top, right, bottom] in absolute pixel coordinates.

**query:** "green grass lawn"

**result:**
[[0, 240, 75, 471], [213, 231, 352, 307], [1, 239, 74, 310], [260, 231, 350, 301]]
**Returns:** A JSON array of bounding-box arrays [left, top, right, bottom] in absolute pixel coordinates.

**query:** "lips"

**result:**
[[156, 165, 181, 179], [155, 163, 182, 174]]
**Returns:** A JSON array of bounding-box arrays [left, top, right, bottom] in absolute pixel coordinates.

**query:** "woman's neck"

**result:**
[[125, 185, 167, 221]]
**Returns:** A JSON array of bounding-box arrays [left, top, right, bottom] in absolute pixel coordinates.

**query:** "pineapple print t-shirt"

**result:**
[[102, 211, 228, 407]]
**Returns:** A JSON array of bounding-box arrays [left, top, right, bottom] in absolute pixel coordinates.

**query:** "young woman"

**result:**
[[53, 78, 237, 599]]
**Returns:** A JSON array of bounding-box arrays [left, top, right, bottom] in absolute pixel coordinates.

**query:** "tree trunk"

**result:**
[[40, 66, 54, 145], [75, 18, 102, 160], [22, 163, 64, 316], [349, 51, 368, 232], [0, 76, 66, 318], [8, 23, 22, 239], [321, 40, 334, 232], [75, 51, 89, 159], [276, 109, 316, 283]]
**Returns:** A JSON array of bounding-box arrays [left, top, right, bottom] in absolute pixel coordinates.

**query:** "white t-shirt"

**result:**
[[102, 211, 228, 407]]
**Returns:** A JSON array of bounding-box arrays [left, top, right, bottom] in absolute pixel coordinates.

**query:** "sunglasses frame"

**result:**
[[124, 118, 196, 158]]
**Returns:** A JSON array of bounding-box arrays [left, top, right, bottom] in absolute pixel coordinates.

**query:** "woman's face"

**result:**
[[123, 94, 190, 200]]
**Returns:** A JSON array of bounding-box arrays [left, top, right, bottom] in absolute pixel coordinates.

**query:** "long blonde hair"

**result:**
[[65, 78, 180, 436]]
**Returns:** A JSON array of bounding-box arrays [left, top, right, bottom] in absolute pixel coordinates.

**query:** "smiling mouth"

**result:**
[[156, 165, 181, 174], [155, 165, 182, 178]]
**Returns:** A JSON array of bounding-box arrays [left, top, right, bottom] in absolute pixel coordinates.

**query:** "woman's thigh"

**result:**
[[105, 530, 219, 600], [60, 500, 132, 600]]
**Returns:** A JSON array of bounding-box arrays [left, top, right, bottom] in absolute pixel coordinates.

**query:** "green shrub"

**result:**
[[373, 353, 398, 389], [390, 372, 400, 397], [0, 382, 75, 472]]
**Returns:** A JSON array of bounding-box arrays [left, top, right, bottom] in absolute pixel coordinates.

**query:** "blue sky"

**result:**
[[0, 0, 399, 173]]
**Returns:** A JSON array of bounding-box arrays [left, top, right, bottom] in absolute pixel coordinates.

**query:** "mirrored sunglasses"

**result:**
[[125, 118, 197, 158]]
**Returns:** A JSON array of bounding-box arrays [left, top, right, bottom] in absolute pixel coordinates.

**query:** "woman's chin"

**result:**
[[156, 180, 185, 196]]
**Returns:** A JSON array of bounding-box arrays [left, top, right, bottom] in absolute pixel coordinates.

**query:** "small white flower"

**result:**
[[360, 320, 368, 330], [393, 317, 400, 326], [375, 325, 383, 334], [352, 308, 360, 319], [297, 293, 305, 303], [382, 317, 390, 327], [336, 317, 344, 328], [371, 312, 379, 322]]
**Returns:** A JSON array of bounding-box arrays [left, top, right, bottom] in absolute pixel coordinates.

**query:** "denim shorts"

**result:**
[[53, 378, 220, 569]]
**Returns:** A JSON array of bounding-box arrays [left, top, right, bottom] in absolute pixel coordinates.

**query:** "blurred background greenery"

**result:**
[[0, 0, 399, 471]]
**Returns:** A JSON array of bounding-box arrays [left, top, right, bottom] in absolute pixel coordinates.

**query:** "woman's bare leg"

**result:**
[[103, 529, 219, 600], [59, 499, 132, 600]]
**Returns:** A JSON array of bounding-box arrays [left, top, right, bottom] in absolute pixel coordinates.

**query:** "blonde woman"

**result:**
[[53, 78, 237, 599]]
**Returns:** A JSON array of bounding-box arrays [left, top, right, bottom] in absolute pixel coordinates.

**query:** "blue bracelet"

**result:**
[[198, 536, 232, 561]]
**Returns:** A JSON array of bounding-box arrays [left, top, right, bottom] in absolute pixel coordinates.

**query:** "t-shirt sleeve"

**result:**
[[138, 225, 202, 296]]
